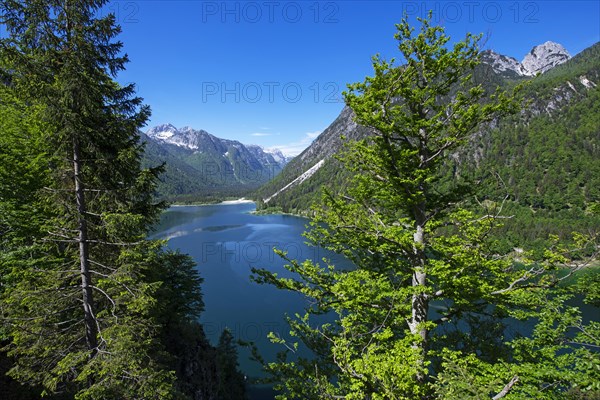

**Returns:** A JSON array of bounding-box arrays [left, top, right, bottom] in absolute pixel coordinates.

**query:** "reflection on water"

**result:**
[[203, 224, 244, 232], [161, 230, 190, 241], [150, 205, 223, 235]]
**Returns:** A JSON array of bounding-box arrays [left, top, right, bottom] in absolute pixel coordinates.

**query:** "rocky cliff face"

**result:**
[[480, 50, 529, 77], [481, 41, 571, 78], [521, 41, 571, 75]]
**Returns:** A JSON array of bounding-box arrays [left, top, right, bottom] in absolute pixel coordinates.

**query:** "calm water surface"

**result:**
[[151, 202, 345, 397]]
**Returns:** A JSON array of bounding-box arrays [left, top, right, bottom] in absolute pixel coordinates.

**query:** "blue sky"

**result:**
[[110, 0, 600, 155]]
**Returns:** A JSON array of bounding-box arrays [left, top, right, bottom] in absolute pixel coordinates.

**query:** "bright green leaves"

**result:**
[[345, 13, 522, 213], [333, 335, 428, 400], [433, 351, 523, 400], [504, 290, 600, 398], [250, 11, 600, 400]]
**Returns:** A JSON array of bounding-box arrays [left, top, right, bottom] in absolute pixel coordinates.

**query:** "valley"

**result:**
[[142, 124, 291, 202], [1, 3, 598, 399], [142, 40, 600, 398]]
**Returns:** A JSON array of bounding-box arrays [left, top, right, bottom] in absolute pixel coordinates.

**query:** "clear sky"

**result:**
[[109, 0, 600, 155]]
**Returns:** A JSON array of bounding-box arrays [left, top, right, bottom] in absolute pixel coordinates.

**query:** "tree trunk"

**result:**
[[73, 136, 99, 356], [409, 210, 429, 384]]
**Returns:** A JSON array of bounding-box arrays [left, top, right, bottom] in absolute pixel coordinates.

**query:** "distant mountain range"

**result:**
[[141, 124, 291, 201], [141, 39, 598, 234], [253, 41, 600, 250]]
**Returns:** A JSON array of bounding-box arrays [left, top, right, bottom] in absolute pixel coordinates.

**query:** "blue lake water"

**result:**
[[151, 202, 345, 398]]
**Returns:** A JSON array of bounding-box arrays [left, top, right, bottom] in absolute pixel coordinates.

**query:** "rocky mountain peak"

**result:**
[[482, 41, 571, 77], [263, 147, 291, 164], [179, 126, 196, 133], [521, 41, 571, 75], [147, 123, 178, 140], [146, 125, 217, 151]]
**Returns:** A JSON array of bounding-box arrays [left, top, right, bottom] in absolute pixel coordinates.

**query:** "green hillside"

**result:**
[[471, 43, 600, 252], [141, 133, 211, 198]]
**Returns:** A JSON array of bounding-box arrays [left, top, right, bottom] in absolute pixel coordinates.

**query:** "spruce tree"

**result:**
[[0, 1, 201, 398], [216, 328, 247, 400]]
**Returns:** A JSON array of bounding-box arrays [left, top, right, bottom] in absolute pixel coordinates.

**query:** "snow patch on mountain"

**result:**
[[147, 124, 178, 140], [264, 159, 324, 204], [580, 75, 597, 89]]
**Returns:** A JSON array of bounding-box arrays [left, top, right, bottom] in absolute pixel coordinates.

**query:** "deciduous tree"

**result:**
[[252, 13, 599, 399]]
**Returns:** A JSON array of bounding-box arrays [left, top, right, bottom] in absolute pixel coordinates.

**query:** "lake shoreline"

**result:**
[[168, 198, 312, 219], [169, 197, 255, 207]]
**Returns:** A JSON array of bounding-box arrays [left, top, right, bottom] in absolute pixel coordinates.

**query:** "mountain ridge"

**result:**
[[146, 124, 291, 163], [481, 41, 571, 78], [142, 125, 292, 201]]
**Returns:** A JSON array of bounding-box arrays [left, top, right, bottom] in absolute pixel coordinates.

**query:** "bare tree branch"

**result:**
[[492, 375, 519, 400]]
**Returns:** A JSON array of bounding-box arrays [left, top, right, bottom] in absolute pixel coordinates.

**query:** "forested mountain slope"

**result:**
[[472, 42, 600, 251], [254, 42, 600, 250], [253, 106, 370, 211]]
